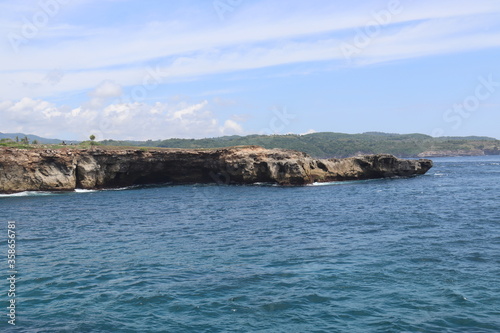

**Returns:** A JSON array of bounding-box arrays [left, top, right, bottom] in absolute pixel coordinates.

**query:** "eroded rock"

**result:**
[[0, 146, 433, 193]]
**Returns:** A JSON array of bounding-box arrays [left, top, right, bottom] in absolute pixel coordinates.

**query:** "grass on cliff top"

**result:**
[[0, 142, 33, 149], [99, 133, 500, 158], [0, 140, 230, 152], [2, 133, 499, 157], [0, 139, 95, 150]]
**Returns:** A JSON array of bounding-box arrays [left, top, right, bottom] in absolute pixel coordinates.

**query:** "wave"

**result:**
[[1, 188, 118, 198], [0, 191, 58, 198], [76, 186, 135, 192], [252, 182, 275, 186], [308, 181, 345, 186], [74, 186, 138, 193], [308, 179, 379, 186], [106, 185, 146, 191], [0, 184, 160, 198], [0, 189, 102, 198], [73, 189, 98, 193]]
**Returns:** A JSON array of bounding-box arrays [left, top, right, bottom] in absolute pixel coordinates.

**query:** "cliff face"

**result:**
[[0, 149, 77, 193], [0, 146, 432, 193]]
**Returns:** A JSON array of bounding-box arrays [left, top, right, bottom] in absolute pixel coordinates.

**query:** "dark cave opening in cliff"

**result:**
[[132, 173, 174, 187]]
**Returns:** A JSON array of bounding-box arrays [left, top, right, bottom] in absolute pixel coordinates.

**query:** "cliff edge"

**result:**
[[0, 146, 433, 193]]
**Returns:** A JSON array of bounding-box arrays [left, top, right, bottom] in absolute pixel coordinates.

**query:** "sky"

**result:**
[[1, 0, 499, 141]]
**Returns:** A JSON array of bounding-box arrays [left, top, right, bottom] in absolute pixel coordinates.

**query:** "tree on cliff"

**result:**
[[89, 134, 96, 150]]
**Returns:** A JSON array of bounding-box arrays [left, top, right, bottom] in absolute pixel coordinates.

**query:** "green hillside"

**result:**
[[101, 132, 500, 158], [0, 132, 78, 145]]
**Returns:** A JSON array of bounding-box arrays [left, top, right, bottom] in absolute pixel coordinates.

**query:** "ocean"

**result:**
[[1, 156, 499, 332]]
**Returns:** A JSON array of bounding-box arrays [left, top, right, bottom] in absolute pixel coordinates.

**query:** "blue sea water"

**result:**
[[1, 156, 499, 332]]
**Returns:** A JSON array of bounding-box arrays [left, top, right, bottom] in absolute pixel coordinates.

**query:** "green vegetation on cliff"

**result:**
[[2, 132, 498, 158], [0, 138, 101, 150], [100, 132, 500, 158]]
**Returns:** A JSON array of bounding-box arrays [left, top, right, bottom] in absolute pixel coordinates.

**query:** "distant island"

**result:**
[[1, 131, 498, 158]]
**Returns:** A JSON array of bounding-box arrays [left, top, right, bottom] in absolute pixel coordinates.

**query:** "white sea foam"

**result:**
[[1, 187, 124, 197], [308, 181, 344, 186], [75, 186, 137, 193], [109, 186, 137, 191], [74, 189, 98, 193], [0, 191, 56, 198], [308, 179, 380, 186]]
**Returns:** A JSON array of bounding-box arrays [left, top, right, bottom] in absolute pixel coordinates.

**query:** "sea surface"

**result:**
[[1, 156, 499, 332]]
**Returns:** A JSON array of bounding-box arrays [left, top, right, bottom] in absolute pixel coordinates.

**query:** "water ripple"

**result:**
[[1, 156, 499, 332]]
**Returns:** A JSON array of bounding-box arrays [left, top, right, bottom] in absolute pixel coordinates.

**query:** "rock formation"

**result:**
[[0, 146, 433, 193]]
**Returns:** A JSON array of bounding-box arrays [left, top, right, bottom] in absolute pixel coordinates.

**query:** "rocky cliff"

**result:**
[[0, 146, 433, 193]]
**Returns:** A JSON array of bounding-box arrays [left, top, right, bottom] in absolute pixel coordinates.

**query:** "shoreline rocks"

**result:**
[[0, 146, 433, 194]]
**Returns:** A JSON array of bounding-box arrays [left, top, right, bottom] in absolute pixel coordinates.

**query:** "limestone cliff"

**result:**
[[0, 146, 432, 193]]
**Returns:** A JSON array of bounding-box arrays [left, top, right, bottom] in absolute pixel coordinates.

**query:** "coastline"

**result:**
[[0, 146, 433, 194]]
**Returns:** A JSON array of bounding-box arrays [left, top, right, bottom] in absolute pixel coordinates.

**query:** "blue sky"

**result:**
[[1, 0, 499, 140]]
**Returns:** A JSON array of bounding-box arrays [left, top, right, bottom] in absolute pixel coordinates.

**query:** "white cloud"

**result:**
[[3, 0, 497, 72], [90, 80, 122, 99], [0, 98, 245, 141], [1, 0, 500, 142], [85, 80, 123, 110], [1, 0, 499, 101], [222, 119, 243, 134], [172, 100, 208, 120], [349, 13, 500, 65], [301, 129, 317, 135]]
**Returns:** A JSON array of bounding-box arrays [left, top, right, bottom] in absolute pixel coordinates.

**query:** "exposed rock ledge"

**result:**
[[0, 146, 433, 193]]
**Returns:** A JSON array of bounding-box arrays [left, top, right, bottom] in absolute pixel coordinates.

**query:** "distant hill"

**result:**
[[101, 132, 500, 158], [0, 132, 78, 145], [2, 131, 498, 158]]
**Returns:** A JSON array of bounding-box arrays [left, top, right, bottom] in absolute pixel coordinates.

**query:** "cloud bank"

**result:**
[[1, 0, 499, 139], [0, 82, 244, 140], [1, 0, 500, 100]]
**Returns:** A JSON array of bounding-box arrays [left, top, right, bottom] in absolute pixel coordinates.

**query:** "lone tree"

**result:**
[[89, 134, 96, 150]]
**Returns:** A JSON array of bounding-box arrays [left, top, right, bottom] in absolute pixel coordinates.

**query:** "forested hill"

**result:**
[[101, 132, 500, 158]]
